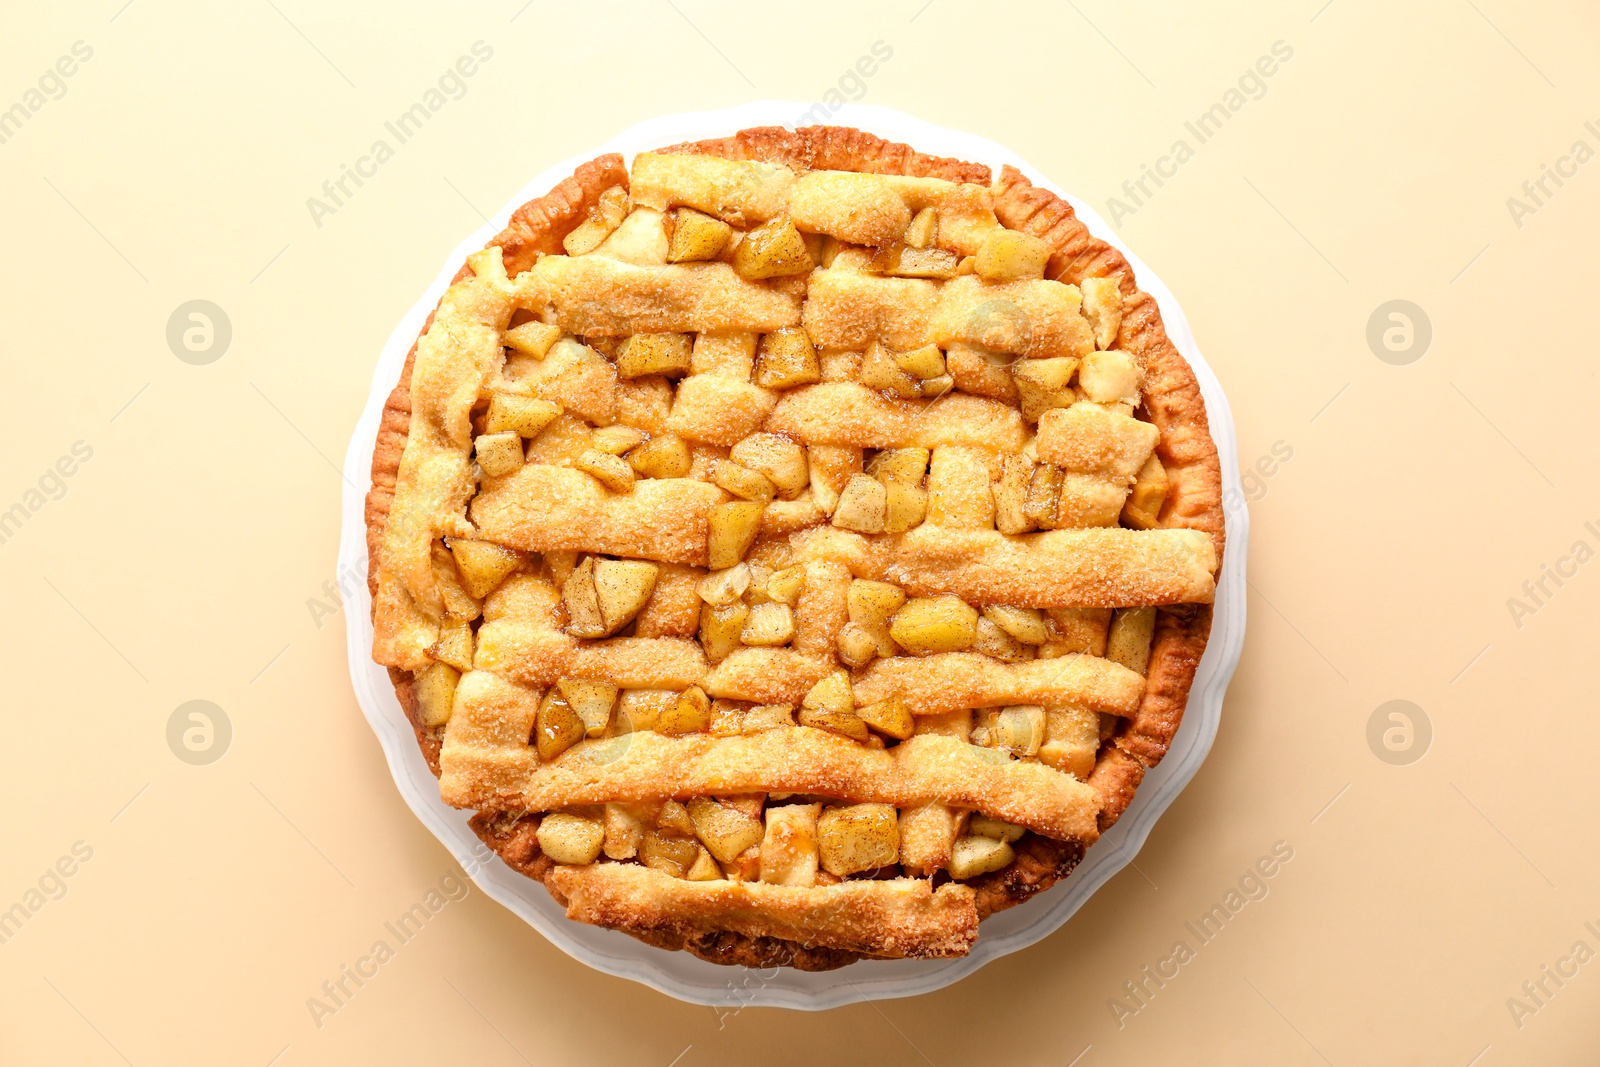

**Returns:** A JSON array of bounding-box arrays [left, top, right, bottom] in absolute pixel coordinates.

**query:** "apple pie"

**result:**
[[366, 124, 1223, 969]]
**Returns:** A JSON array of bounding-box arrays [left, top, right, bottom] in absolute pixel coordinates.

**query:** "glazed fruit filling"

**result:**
[[402, 163, 1208, 887], [532, 794, 1038, 888]]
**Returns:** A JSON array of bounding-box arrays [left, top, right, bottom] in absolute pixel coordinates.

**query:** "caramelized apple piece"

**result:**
[[640, 829, 700, 878], [611, 689, 674, 734], [413, 662, 459, 727], [592, 559, 659, 634], [888, 246, 960, 279], [764, 565, 805, 607], [523, 413, 593, 466], [589, 425, 646, 456], [732, 215, 814, 279], [722, 844, 762, 882], [696, 563, 750, 607], [1106, 606, 1157, 675], [889, 595, 978, 655], [712, 459, 776, 502], [740, 602, 796, 646], [534, 689, 585, 760], [979, 606, 1046, 647], [1011, 357, 1079, 423], [474, 431, 523, 477], [563, 186, 630, 256], [1043, 607, 1113, 657], [989, 704, 1046, 756], [742, 561, 776, 604], [798, 671, 868, 740], [448, 539, 524, 599], [1121, 452, 1169, 529], [698, 601, 749, 662], [1023, 463, 1062, 530], [561, 557, 607, 638], [882, 479, 928, 534], [1079, 349, 1141, 405], [485, 394, 562, 438], [973, 616, 1030, 662], [801, 670, 854, 715], [557, 678, 618, 736], [754, 327, 821, 390], [602, 803, 644, 859], [847, 579, 906, 624], [657, 685, 712, 735], [430, 619, 475, 672], [432, 544, 482, 621], [948, 834, 1015, 879], [796, 710, 870, 742], [709, 698, 746, 736], [731, 433, 809, 499], [831, 474, 886, 533], [993, 454, 1035, 535], [707, 501, 765, 568], [903, 206, 937, 249], [847, 579, 905, 659], [503, 321, 561, 358], [859, 342, 921, 399], [894, 344, 947, 381], [1039, 704, 1100, 778], [573, 449, 635, 493], [666, 206, 733, 263], [742, 704, 795, 732], [818, 803, 900, 876], [836, 622, 880, 668], [760, 803, 821, 886], [946, 343, 1019, 403], [626, 433, 693, 479], [657, 799, 696, 836], [867, 447, 930, 486], [808, 445, 861, 516], [974, 228, 1050, 282], [536, 812, 604, 865], [969, 814, 1026, 843], [616, 333, 693, 379], [686, 845, 724, 881], [854, 696, 914, 740], [688, 796, 765, 864]]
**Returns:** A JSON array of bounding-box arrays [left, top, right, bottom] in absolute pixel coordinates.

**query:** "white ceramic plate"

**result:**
[[339, 102, 1247, 1009]]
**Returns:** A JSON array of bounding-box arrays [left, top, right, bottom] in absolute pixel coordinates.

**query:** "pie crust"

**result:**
[[365, 125, 1223, 970]]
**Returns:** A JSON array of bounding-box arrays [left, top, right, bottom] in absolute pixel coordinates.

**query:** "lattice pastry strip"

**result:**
[[549, 863, 978, 960], [372, 248, 517, 672], [439, 671, 1099, 841], [629, 151, 999, 253]]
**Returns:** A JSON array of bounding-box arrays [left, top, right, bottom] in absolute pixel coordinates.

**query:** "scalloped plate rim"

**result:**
[[339, 101, 1248, 1010]]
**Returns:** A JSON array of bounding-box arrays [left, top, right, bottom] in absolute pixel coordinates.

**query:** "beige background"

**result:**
[[2, 1, 1595, 1063]]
